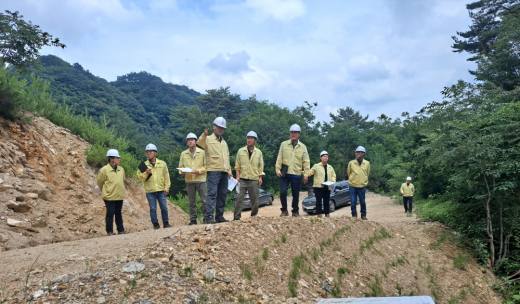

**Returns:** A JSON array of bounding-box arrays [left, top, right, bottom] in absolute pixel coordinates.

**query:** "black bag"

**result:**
[[138, 161, 148, 173], [281, 164, 289, 177], [139, 161, 153, 181]]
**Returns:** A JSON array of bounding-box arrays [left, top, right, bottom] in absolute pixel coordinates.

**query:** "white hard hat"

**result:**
[[145, 143, 158, 152], [406, 176, 412, 181], [289, 124, 301, 132], [355, 146, 366, 153], [186, 132, 197, 140], [246, 131, 258, 139], [320, 150, 328, 157], [106, 149, 120, 158], [213, 117, 227, 128]]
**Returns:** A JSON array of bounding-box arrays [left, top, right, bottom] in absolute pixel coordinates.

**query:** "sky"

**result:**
[[3, 0, 476, 121]]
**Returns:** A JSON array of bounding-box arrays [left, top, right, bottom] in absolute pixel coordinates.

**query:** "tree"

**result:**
[[196, 87, 245, 121], [0, 10, 65, 67], [452, 0, 519, 60], [477, 5, 520, 90]]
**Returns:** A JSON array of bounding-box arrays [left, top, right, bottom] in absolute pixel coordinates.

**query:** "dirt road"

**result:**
[[224, 191, 416, 224]]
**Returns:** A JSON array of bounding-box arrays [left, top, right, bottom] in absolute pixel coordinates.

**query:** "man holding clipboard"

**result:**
[[305, 151, 336, 217], [178, 133, 207, 225]]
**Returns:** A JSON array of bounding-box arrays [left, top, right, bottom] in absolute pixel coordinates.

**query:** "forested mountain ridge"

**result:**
[[32, 55, 200, 148]]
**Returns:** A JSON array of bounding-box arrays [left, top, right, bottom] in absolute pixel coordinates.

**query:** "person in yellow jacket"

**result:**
[[305, 151, 336, 217], [96, 149, 126, 235], [234, 131, 264, 220], [275, 124, 310, 217], [137, 143, 171, 229], [178, 133, 207, 225], [400, 176, 415, 215], [346, 146, 370, 220], [198, 117, 231, 224]]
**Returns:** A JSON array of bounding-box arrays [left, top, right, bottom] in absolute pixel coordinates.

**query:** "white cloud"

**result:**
[[245, 0, 305, 21], [207, 51, 252, 74]]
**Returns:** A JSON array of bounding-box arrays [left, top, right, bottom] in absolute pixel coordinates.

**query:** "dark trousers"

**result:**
[[280, 174, 302, 213], [403, 196, 413, 212], [104, 200, 124, 234], [206, 171, 228, 222], [350, 187, 366, 216], [314, 187, 331, 215]]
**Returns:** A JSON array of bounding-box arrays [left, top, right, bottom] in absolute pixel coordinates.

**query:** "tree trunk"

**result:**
[[483, 176, 495, 268]]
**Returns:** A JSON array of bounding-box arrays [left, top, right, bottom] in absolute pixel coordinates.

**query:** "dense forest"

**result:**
[[1, 0, 519, 301]]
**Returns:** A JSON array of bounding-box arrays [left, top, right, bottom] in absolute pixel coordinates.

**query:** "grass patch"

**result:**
[[430, 230, 451, 250], [288, 280, 298, 298], [261, 247, 269, 261], [310, 248, 321, 261], [239, 263, 253, 281], [281, 233, 288, 244], [447, 288, 469, 304], [288, 253, 309, 297], [416, 199, 459, 227], [366, 275, 384, 297], [178, 265, 193, 278], [360, 227, 392, 254], [337, 267, 349, 280], [453, 253, 470, 270], [330, 280, 342, 297], [389, 255, 408, 267], [418, 256, 440, 301], [253, 256, 265, 273]]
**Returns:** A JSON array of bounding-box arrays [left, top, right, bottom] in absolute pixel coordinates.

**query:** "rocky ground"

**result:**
[[0, 193, 501, 303], [0, 115, 186, 251]]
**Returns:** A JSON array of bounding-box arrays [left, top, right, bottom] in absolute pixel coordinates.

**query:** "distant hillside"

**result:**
[[33, 55, 200, 148], [112, 71, 199, 127]]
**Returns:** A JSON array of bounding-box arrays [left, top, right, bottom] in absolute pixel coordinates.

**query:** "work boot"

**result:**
[[189, 220, 197, 225], [216, 218, 229, 223], [361, 215, 367, 220], [118, 231, 126, 235], [153, 223, 161, 230], [352, 213, 358, 218], [163, 223, 172, 228], [292, 211, 300, 217], [280, 210, 289, 217]]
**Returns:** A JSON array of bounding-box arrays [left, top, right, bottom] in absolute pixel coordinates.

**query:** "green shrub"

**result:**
[[0, 69, 24, 119]]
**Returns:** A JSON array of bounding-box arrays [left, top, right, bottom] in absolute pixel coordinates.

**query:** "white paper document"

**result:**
[[177, 167, 193, 173], [322, 181, 334, 186], [228, 177, 238, 191]]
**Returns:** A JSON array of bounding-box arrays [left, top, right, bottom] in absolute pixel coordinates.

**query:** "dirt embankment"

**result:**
[[0, 116, 186, 251]]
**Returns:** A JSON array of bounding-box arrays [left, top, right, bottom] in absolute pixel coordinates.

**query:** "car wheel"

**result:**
[[269, 196, 273, 205], [329, 200, 336, 212]]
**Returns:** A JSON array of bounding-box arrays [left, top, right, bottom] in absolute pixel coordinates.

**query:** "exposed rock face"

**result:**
[[0, 116, 187, 251]]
